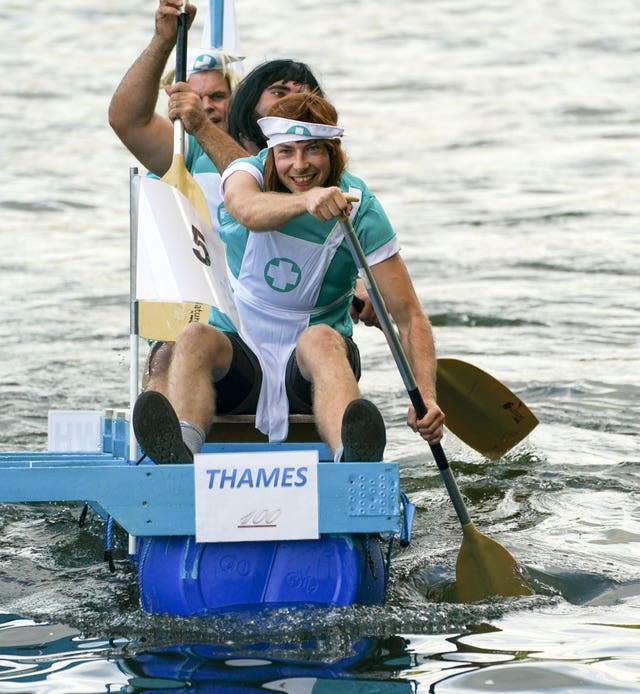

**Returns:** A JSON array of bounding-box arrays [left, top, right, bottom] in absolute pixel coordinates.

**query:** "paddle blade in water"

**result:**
[[437, 358, 538, 459], [456, 522, 533, 602]]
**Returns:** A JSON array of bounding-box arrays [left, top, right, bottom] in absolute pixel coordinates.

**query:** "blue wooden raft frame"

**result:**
[[0, 442, 402, 538]]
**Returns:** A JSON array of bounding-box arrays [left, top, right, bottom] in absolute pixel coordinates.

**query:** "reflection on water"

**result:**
[[2, 606, 639, 692]]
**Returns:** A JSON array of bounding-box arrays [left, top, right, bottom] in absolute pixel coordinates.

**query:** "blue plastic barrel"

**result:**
[[137, 534, 386, 616]]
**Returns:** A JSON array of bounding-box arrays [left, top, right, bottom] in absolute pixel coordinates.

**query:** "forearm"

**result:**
[[371, 254, 438, 400], [225, 186, 308, 230], [400, 311, 438, 401], [191, 120, 248, 173]]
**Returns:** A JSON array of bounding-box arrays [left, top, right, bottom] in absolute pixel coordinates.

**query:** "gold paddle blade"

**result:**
[[162, 153, 211, 224], [456, 522, 533, 602], [437, 358, 538, 459]]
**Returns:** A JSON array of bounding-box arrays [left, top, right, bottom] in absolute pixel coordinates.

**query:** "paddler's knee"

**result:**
[[297, 324, 345, 356], [173, 323, 234, 372], [175, 322, 227, 352]]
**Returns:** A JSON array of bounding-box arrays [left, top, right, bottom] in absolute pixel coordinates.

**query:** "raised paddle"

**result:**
[[340, 214, 532, 602], [162, 9, 210, 220], [138, 6, 213, 341]]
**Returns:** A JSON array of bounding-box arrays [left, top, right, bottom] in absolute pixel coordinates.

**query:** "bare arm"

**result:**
[[224, 171, 352, 229], [192, 120, 249, 172], [371, 253, 445, 443], [108, 0, 194, 176]]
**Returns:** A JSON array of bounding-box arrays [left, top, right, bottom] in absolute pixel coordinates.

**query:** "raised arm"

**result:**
[[108, 0, 191, 176], [371, 253, 444, 443]]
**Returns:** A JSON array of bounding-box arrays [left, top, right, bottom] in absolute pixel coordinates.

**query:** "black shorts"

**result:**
[[215, 331, 361, 415]]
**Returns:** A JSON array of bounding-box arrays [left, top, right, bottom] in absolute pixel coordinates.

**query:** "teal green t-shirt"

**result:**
[[215, 150, 398, 336]]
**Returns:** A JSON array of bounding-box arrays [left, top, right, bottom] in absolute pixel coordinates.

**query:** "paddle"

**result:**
[[340, 214, 533, 602], [162, 9, 210, 219], [436, 357, 538, 459], [352, 296, 537, 458], [138, 6, 211, 341]]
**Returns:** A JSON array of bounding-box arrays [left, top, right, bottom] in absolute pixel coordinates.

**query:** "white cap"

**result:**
[[186, 47, 244, 77]]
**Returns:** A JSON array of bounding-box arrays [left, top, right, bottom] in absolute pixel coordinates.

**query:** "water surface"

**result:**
[[0, 0, 639, 690]]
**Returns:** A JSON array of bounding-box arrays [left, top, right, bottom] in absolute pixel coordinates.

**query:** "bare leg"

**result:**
[[294, 324, 360, 454], [142, 342, 174, 395], [133, 325, 233, 464], [165, 322, 233, 434]]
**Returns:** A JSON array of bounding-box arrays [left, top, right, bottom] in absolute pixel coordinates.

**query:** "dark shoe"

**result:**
[[341, 398, 386, 462], [132, 391, 193, 464]]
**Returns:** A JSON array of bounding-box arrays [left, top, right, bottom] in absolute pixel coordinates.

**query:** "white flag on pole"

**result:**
[[136, 177, 239, 326], [201, 0, 242, 64]]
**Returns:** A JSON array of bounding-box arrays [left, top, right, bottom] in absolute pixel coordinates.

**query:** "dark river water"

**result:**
[[1, 0, 639, 691]]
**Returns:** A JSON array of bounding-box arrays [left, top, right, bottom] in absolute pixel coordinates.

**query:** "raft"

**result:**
[[0, 410, 412, 617], [0, 167, 413, 616]]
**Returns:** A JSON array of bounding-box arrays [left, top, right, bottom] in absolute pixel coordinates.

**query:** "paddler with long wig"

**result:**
[[133, 91, 444, 464]]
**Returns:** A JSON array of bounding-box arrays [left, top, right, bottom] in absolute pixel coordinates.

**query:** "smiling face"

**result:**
[[187, 70, 233, 131], [273, 140, 331, 193]]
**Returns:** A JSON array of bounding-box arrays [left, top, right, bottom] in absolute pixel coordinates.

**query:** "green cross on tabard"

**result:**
[[264, 257, 302, 292]]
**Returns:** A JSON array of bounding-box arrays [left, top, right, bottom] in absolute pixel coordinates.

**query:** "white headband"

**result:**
[[258, 116, 344, 148], [186, 47, 244, 77]]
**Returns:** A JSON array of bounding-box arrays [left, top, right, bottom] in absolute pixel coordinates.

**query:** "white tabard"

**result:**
[[229, 196, 361, 442]]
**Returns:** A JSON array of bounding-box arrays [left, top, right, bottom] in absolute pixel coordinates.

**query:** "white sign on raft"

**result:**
[[136, 177, 239, 325], [194, 450, 319, 543]]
